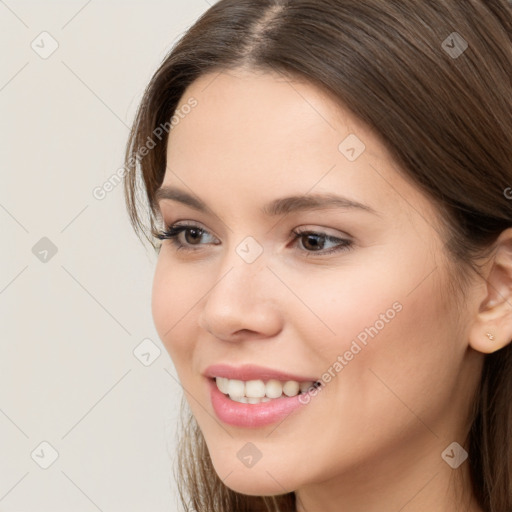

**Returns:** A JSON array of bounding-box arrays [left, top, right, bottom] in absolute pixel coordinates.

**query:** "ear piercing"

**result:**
[[486, 332, 495, 341]]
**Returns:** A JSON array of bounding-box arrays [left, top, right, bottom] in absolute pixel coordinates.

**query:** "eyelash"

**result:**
[[154, 222, 353, 256]]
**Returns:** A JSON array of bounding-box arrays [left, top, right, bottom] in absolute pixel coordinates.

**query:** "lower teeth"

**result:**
[[227, 395, 272, 404], [226, 391, 307, 404]]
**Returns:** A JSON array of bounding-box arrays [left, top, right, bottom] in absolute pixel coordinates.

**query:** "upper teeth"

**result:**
[[215, 377, 316, 402]]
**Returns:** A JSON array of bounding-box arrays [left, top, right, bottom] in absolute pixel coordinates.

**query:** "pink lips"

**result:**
[[204, 364, 320, 428]]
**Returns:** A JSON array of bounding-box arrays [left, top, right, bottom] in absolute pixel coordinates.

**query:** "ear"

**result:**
[[468, 227, 512, 354]]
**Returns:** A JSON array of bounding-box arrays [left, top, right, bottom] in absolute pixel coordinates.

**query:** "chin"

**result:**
[[207, 449, 297, 496], [220, 470, 294, 497]]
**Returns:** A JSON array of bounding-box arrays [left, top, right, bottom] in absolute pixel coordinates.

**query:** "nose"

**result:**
[[198, 254, 283, 343]]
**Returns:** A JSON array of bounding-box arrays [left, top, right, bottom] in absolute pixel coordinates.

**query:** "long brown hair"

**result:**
[[123, 1, 512, 510]]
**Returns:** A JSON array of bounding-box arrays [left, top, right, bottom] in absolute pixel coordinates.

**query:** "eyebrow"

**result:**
[[153, 186, 380, 217]]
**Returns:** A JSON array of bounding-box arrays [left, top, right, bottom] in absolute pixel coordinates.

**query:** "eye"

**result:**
[[290, 228, 353, 256], [154, 222, 219, 252]]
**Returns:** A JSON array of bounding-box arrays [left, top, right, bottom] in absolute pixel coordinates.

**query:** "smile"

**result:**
[[207, 377, 322, 428]]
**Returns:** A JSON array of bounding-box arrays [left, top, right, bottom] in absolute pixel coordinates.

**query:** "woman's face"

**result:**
[[151, 69, 483, 498]]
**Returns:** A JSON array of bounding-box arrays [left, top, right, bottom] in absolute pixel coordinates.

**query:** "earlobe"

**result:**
[[468, 228, 512, 355]]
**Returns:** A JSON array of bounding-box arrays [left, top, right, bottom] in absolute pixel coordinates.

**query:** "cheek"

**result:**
[[151, 254, 199, 365], [283, 241, 445, 360], [281, 248, 458, 422], [274, 255, 409, 361]]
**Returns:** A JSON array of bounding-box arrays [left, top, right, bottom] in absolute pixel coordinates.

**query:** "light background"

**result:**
[[0, 1, 214, 510]]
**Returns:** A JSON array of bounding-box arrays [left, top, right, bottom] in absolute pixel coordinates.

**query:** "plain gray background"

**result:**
[[0, 1, 214, 510]]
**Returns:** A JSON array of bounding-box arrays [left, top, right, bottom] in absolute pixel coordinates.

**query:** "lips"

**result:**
[[207, 377, 318, 427], [203, 363, 322, 427], [203, 363, 318, 382]]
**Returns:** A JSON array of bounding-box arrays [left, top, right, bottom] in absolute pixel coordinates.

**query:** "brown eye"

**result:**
[[183, 227, 204, 245], [300, 233, 326, 251], [291, 229, 353, 256], [155, 223, 219, 252]]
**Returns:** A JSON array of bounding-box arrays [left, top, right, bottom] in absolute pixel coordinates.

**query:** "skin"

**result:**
[[151, 68, 512, 512]]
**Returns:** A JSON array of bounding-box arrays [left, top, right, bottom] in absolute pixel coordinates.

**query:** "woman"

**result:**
[[123, 1, 512, 510]]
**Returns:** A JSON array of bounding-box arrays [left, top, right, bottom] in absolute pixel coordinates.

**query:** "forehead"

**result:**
[[169, 69, 355, 158], [163, 69, 438, 227]]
